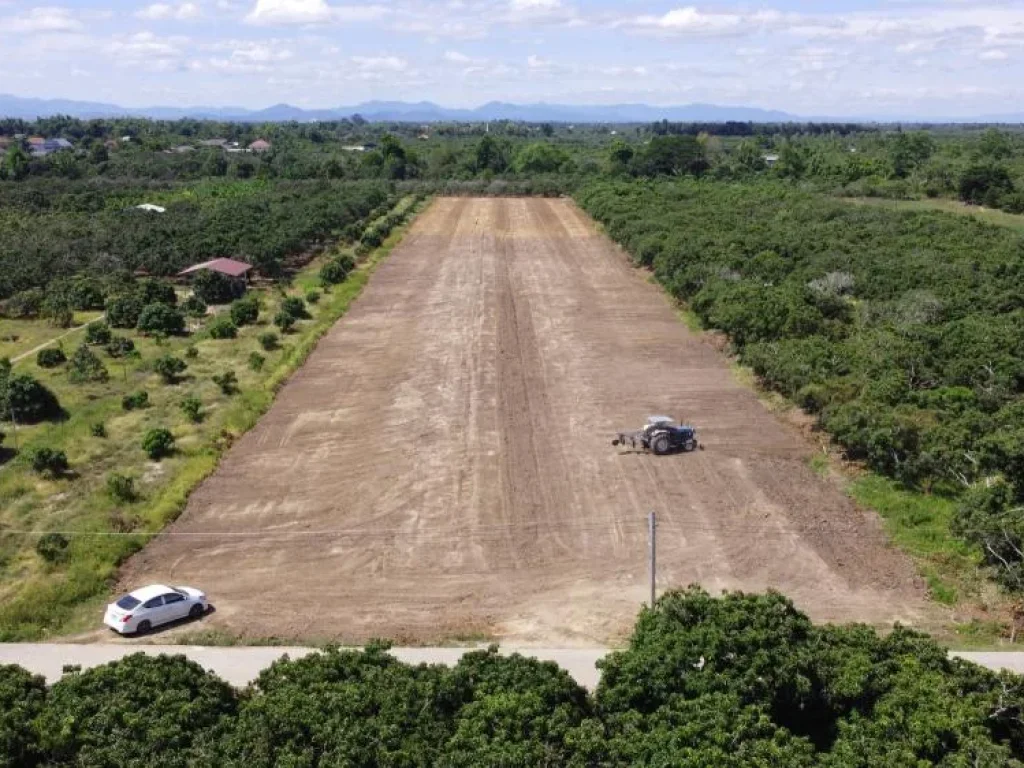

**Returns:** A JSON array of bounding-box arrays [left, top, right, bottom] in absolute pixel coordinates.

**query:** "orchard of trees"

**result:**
[[3, 588, 1024, 767]]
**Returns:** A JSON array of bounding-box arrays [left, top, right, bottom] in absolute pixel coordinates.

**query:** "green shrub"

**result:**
[[319, 260, 348, 286], [84, 321, 112, 346], [3, 288, 44, 318], [106, 473, 137, 503], [230, 296, 260, 326], [121, 391, 149, 411], [1, 374, 62, 423], [180, 395, 203, 423], [35, 532, 69, 563], [213, 371, 239, 396], [105, 336, 135, 358], [273, 311, 295, 333], [142, 428, 175, 460], [67, 344, 108, 383], [36, 347, 66, 369], [280, 296, 309, 320], [305, 290, 321, 305], [248, 352, 265, 372], [184, 345, 199, 359], [34, 655, 238, 767], [336, 254, 357, 273], [192, 270, 243, 305], [207, 316, 238, 340], [153, 354, 187, 384], [182, 295, 208, 318], [137, 303, 185, 336], [258, 332, 279, 351], [29, 447, 68, 477], [0, 664, 46, 767], [105, 295, 143, 329], [90, 422, 106, 438], [137, 278, 177, 306], [69, 278, 105, 310]]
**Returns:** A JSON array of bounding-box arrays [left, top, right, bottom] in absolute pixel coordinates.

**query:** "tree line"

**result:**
[[2, 588, 1023, 767]]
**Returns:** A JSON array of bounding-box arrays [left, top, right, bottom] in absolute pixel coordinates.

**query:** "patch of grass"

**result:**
[[808, 452, 830, 479], [848, 475, 982, 607], [0, 196, 425, 640]]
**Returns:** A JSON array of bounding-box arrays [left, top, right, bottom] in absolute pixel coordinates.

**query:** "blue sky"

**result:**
[[0, 0, 1022, 116]]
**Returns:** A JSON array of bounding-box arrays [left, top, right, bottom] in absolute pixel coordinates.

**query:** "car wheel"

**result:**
[[189, 604, 205, 619], [136, 620, 152, 634]]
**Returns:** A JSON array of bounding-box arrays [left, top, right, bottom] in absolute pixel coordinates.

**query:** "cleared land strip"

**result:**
[[119, 197, 936, 646]]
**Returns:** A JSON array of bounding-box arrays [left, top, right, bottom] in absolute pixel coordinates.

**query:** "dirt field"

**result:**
[[120, 197, 934, 646]]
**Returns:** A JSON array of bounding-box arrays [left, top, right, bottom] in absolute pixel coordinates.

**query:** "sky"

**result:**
[[1, 0, 1023, 117]]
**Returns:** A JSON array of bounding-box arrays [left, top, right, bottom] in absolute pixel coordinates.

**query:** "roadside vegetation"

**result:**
[[0, 194, 421, 640], [3, 588, 1024, 766]]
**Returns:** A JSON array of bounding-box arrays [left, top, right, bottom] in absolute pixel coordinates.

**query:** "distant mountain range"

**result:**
[[2, 94, 1024, 124]]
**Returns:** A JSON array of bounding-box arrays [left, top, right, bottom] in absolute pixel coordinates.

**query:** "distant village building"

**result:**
[[199, 138, 228, 148], [29, 137, 73, 157], [763, 154, 780, 168], [248, 139, 272, 153], [135, 204, 167, 214], [342, 145, 367, 152]]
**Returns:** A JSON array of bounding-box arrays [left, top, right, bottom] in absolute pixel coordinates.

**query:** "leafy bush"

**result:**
[[0, 373, 62, 423], [182, 295, 208, 318], [319, 260, 348, 286], [68, 278, 105, 311], [35, 654, 238, 767], [0, 664, 46, 768], [207, 316, 238, 340], [137, 278, 177, 306], [305, 290, 320, 305], [90, 422, 106, 438], [105, 335, 135, 358], [121, 390, 149, 411], [34, 533, 69, 563], [184, 345, 199, 359], [153, 354, 187, 384], [212, 371, 239, 395], [67, 344, 108, 383], [105, 294, 143, 329], [280, 296, 309, 320], [273, 311, 295, 333], [142, 428, 175, 460], [192, 270, 242, 305], [137, 302, 185, 336], [35, 347, 66, 368], [248, 352, 265, 372], [180, 395, 203, 423], [106, 473, 137, 503], [3, 288, 44, 318], [229, 296, 260, 326], [29, 447, 69, 477], [258, 332, 278, 351], [84, 321, 112, 346]]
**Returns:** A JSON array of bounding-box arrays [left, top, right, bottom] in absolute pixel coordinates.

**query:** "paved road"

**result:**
[[0, 644, 1020, 690]]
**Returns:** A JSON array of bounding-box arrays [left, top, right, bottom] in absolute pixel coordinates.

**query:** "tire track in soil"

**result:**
[[118, 197, 938, 647]]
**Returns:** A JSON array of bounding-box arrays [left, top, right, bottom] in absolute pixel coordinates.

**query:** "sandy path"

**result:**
[[119, 197, 934, 646]]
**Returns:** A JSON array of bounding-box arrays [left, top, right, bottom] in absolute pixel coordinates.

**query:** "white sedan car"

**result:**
[[104, 584, 208, 635]]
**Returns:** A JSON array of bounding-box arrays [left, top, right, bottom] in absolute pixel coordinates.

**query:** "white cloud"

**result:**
[[628, 7, 786, 36], [137, 2, 201, 20], [106, 31, 185, 62], [351, 55, 408, 72], [245, 0, 386, 25], [443, 50, 472, 63], [4, 6, 81, 33], [979, 49, 1008, 61]]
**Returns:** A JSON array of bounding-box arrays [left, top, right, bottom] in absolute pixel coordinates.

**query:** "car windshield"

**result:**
[[172, 587, 189, 596], [116, 595, 141, 610]]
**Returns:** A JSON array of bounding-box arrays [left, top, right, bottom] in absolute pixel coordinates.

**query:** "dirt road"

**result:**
[[120, 197, 933, 646]]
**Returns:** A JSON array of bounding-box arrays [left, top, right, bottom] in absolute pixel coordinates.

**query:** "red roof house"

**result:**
[[178, 258, 253, 278]]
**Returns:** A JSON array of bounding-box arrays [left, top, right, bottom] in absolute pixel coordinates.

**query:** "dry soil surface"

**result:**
[[120, 197, 935, 646]]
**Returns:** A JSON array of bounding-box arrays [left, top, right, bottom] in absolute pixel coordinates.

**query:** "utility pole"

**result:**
[[648, 511, 657, 608]]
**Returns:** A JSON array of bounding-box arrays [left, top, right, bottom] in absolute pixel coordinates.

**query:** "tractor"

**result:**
[[613, 416, 701, 455]]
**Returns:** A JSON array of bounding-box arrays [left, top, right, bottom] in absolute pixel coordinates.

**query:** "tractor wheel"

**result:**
[[685, 439, 698, 452], [651, 435, 670, 455]]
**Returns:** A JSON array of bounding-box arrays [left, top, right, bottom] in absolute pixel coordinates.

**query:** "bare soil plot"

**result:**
[[120, 197, 935, 646]]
